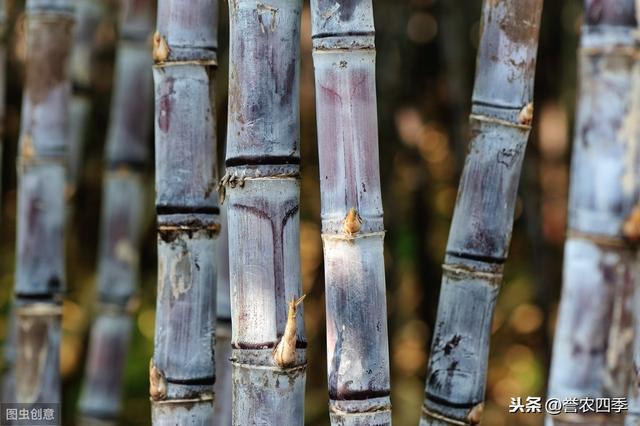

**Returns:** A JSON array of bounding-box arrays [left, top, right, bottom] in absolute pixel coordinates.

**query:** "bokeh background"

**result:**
[[0, 0, 581, 425]]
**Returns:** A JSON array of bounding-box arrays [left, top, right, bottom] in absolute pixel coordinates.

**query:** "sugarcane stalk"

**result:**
[[67, 0, 104, 195], [309, 1, 391, 424], [214, 203, 232, 426], [548, 2, 638, 425], [419, 0, 544, 424], [14, 0, 74, 406], [77, 0, 154, 422], [151, 0, 219, 423], [222, 0, 305, 423]]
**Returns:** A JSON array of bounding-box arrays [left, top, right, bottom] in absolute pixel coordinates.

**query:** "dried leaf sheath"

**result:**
[[224, 0, 306, 424], [150, 0, 220, 423], [548, 2, 638, 425], [14, 0, 74, 405], [420, 0, 544, 424], [78, 0, 154, 422], [310, 0, 392, 424]]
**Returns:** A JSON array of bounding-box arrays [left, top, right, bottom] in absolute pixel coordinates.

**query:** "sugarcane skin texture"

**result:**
[[471, 0, 543, 119], [227, 179, 305, 348], [226, 0, 302, 162], [421, 0, 543, 423]]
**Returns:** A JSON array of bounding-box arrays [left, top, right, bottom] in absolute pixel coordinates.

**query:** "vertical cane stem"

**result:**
[[224, 0, 306, 423], [151, 0, 220, 423], [549, 2, 638, 425], [420, 0, 544, 424], [14, 0, 74, 406], [78, 0, 154, 422], [310, 0, 392, 424]]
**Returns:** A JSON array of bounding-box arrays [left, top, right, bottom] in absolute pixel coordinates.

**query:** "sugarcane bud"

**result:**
[[64, 184, 76, 201], [343, 208, 363, 236], [623, 204, 640, 243], [149, 358, 167, 401], [21, 134, 35, 161], [518, 102, 534, 126], [273, 294, 306, 368], [153, 32, 170, 64], [467, 402, 483, 425]]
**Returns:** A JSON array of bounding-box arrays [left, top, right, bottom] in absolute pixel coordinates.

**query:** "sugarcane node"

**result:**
[[152, 31, 169, 64], [343, 207, 363, 236], [518, 102, 534, 126], [149, 358, 167, 401], [467, 402, 484, 425], [623, 205, 640, 243], [273, 294, 306, 368]]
